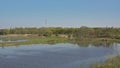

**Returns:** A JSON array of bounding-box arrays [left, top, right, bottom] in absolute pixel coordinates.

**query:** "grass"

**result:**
[[0, 35, 120, 47], [0, 36, 28, 41], [0, 36, 70, 46], [91, 56, 120, 68], [17, 36, 70, 45]]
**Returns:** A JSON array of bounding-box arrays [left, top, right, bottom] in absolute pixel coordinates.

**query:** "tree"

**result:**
[[1, 29, 9, 35]]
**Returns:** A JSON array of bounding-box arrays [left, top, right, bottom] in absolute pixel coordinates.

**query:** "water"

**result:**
[[0, 43, 119, 68]]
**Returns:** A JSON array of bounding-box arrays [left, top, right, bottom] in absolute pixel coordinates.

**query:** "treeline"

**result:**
[[74, 26, 120, 39], [0, 26, 120, 39], [0, 27, 76, 37]]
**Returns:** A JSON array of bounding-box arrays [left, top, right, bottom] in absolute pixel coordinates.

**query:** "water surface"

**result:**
[[0, 43, 119, 68]]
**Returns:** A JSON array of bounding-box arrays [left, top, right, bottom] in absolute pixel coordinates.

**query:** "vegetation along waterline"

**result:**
[[91, 56, 120, 68], [0, 26, 120, 46], [0, 36, 70, 46]]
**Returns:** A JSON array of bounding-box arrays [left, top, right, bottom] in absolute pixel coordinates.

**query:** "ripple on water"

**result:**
[[0, 43, 119, 68]]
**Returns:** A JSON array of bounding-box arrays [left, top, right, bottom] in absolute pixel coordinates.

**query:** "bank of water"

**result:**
[[0, 43, 120, 68]]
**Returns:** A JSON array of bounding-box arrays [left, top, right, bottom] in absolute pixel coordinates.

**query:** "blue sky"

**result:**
[[0, 0, 120, 28]]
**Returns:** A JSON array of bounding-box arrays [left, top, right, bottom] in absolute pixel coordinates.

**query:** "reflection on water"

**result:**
[[0, 43, 120, 68], [74, 39, 115, 48]]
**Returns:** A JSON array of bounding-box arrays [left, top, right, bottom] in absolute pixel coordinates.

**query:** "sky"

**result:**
[[0, 0, 120, 28]]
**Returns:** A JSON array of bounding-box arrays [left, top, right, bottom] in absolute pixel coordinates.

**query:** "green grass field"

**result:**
[[0, 36, 70, 46]]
